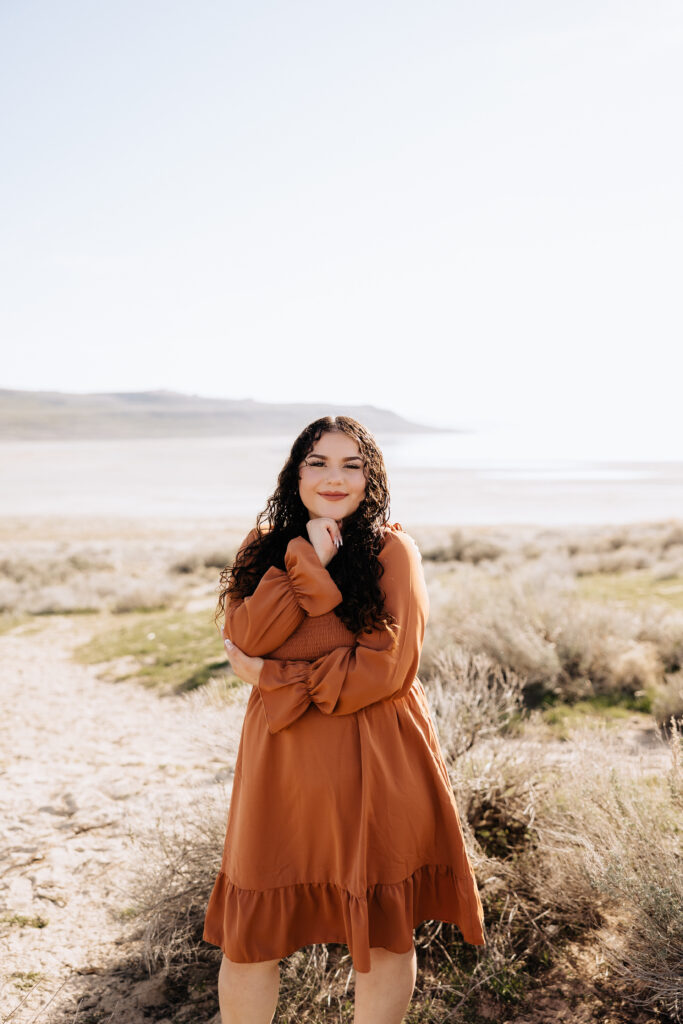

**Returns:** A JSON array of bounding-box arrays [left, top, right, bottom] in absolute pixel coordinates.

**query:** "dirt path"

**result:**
[[0, 615, 244, 1024]]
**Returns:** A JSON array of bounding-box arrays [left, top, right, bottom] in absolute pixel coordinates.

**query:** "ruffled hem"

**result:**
[[202, 863, 486, 973]]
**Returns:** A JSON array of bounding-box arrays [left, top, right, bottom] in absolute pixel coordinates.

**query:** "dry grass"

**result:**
[[534, 720, 683, 1022], [425, 644, 526, 759], [440, 717, 682, 1020], [417, 518, 683, 577], [0, 535, 238, 620], [420, 534, 683, 722], [654, 674, 683, 732], [122, 792, 228, 977]]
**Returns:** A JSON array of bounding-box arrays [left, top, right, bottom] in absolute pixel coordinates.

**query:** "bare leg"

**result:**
[[353, 942, 417, 1024], [218, 954, 280, 1024]]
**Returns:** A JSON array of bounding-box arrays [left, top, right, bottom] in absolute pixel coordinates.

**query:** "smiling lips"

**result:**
[[319, 492, 347, 499]]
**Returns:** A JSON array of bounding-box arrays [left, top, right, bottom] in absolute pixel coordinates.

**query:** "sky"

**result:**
[[1, 0, 681, 443]]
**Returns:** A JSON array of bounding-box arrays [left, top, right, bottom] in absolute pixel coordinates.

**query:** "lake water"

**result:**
[[1, 431, 681, 528], [382, 421, 682, 469]]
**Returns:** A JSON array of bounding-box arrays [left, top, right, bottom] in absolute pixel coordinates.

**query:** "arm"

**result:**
[[257, 530, 430, 734], [223, 527, 343, 657]]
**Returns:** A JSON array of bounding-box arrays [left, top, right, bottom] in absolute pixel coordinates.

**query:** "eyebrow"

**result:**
[[308, 452, 363, 460]]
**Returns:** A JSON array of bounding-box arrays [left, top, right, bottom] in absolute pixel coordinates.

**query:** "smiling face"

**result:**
[[298, 430, 367, 522]]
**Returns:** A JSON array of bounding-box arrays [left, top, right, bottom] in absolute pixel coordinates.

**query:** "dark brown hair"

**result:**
[[215, 416, 398, 637]]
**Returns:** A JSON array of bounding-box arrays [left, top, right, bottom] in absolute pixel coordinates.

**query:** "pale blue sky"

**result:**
[[2, 0, 681, 441]]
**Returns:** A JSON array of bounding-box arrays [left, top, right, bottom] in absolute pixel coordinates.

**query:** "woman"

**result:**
[[203, 416, 486, 1024]]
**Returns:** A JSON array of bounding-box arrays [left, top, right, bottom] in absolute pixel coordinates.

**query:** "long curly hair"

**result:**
[[215, 416, 398, 638]]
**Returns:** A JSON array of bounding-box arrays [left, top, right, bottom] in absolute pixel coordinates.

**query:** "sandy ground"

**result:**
[[0, 613, 245, 1024]]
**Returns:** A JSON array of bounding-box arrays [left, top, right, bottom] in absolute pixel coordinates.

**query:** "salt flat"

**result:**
[[1, 434, 682, 528]]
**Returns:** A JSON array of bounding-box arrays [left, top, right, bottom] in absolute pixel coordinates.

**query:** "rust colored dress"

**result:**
[[202, 522, 486, 973]]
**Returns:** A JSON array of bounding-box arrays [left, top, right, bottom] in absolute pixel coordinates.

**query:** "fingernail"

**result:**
[[225, 639, 233, 648]]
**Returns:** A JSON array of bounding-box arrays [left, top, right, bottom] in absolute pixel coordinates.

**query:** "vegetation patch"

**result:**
[[1, 912, 49, 928], [577, 571, 683, 610], [540, 695, 653, 739], [0, 612, 32, 635], [73, 608, 241, 693], [10, 970, 44, 990]]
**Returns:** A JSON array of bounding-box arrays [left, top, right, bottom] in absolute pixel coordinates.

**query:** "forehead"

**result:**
[[309, 431, 362, 457]]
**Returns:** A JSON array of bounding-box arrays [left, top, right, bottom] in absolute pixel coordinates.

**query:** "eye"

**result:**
[[305, 459, 363, 469]]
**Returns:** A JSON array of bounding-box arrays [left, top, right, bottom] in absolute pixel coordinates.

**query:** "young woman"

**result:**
[[203, 416, 486, 1024]]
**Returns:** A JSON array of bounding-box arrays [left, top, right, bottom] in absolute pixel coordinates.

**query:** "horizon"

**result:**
[[2, 384, 682, 461]]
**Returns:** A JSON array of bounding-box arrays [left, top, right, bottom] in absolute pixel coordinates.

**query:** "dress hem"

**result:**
[[202, 861, 486, 974]]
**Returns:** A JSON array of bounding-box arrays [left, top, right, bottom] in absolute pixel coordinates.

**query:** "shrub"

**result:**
[[424, 644, 525, 760], [430, 570, 563, 702], [652, 672, 683, 731], [169, 553, 202, 575], [449, 723, 683, 1019], [561, 725, 683, 1022], [422, 528, 504, 564], [201, 548, 237, 570], [112, 585, 175, 614], [637, 604, 683, 673]]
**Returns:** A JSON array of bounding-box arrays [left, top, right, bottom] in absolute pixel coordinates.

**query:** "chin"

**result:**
[[314, 504, 348, 518]]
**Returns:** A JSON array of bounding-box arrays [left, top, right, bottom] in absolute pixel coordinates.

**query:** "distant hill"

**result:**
[[0, 389, 457, 441]]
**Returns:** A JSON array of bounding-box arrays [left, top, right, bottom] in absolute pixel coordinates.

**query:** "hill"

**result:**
[[0, 389, 454, 441]]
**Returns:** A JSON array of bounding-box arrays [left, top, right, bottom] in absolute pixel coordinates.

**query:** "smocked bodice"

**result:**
[[266, 609, 357, 660]]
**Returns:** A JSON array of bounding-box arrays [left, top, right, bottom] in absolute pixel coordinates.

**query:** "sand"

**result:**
[[0, 613, 245, 1023]]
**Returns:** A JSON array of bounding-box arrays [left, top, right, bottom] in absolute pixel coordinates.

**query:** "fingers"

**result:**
[[330, 526, 343, 550], [309, 517, 343, 553], [330, 519, 343, 546]]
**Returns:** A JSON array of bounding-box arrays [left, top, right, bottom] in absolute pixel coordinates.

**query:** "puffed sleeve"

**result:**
[[256, 529, 429, 734], [223, 528, 343, 657]]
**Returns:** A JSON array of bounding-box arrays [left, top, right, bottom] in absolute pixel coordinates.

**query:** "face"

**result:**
[[298, 431, 367, 523]]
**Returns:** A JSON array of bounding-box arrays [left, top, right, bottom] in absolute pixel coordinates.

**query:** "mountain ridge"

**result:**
[[0, 389, 459, 441]]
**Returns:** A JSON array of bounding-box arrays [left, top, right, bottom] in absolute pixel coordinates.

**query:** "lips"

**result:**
[[319, 492, 347, 498]]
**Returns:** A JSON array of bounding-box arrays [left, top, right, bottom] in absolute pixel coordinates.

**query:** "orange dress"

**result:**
[[202, 522, 486, 973]]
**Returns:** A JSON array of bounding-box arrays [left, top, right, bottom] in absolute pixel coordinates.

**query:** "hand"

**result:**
[[306, 517, 343, 568], [224, 639, 264, 686]]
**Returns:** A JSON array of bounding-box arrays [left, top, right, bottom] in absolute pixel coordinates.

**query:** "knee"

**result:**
[[220, 953, 280, 975], [366, 942, 416, 968], [370, 942, 415, 959]]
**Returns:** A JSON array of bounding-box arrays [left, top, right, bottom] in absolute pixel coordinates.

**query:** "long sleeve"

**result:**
[[223, 528, 343, 657], [257, 529, 429, 734]]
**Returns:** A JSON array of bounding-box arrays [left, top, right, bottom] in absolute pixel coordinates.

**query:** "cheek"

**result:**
[[299, 478, 316, 505]]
